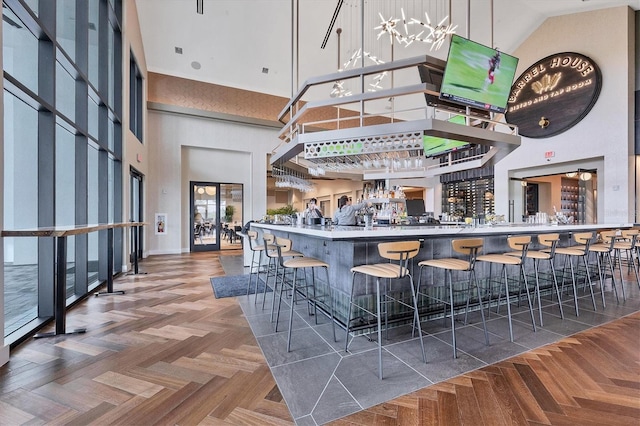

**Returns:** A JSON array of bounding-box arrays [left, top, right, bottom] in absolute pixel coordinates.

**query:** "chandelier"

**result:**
[[375, 8, 457, 51], [328, 0, 457, 98]]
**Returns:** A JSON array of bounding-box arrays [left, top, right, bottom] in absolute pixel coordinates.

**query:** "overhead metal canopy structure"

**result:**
[[271, 54, 520, 178]]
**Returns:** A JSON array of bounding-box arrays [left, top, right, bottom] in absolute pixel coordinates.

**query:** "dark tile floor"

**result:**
[[228, 256, 640, 425]]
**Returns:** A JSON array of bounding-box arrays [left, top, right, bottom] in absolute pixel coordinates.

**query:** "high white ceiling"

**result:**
[[135, 0, 639, 101]]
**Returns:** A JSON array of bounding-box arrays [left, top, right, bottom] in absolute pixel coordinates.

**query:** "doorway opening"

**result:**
[[520, 169, 597, 224], [190, 181, 244, 251]]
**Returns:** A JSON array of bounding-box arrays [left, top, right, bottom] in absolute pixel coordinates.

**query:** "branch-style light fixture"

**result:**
[[374, 7, 457, 51]]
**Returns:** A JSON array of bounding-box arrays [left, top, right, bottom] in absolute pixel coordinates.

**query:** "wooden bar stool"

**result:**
[[257, 233, 278, 306], [416, 238, 489, 359], [612, 229, 639, 289], [260, 233, 302, 312], [589, 230, 622, 306], [346, 240, 426, 380], [553, 232, 597, 316], [477, 236, 537, 342], [245, 230, 266, 297], [272, 237, 336, 352], [505, 233, 564, 326]]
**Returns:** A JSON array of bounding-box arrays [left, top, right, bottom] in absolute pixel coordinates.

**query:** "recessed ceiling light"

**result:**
[[191, 61, 201, 70], [262, 67, 269, 74], [175, 47, 183, 54]]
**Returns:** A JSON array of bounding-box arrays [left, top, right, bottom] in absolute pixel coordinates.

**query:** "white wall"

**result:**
[[122, 0, 150, 269], [495, 6, 635, 223], [146, 110, 279, 254]]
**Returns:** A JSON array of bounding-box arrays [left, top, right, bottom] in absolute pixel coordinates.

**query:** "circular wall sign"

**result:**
[[505, 52, 601, 138]]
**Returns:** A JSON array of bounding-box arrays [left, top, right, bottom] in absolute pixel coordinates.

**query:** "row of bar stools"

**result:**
[[346, 241, 426, 380], [506, 233, 564, 326], [477, 235, 537, 342], [416, 238, 489, 359], [272, 236, 336, 352]]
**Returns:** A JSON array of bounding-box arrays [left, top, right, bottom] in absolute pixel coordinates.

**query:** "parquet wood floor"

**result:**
[[1, 251, 638, 425], [331, 311, 640, 426], [0, 251, 294, 425]]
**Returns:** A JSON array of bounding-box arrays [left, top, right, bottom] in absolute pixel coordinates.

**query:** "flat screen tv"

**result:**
[[439, 34, 518, 113], [422, 115, 470, 157], [418, 65, 489, 118], [405, 199, 425, 217]]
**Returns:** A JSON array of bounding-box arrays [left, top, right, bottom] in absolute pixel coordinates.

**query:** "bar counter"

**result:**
[[250, 221, 633, 327], [251, 221, 632, 241]]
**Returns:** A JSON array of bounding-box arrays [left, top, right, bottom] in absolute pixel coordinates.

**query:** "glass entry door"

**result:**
[[191, 181, 244, 252], [130, 168, 144, 260]]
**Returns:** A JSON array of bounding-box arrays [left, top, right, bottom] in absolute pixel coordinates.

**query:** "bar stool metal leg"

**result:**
[[501, 265, 514, 341], [549, 258, 565, 319], [532, 259, 544, 326], [375, 277, 383, 379]]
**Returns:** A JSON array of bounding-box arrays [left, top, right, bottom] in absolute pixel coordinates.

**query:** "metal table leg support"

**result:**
[[95, 228, 126, 296], [34, 236, 87, 338], [127, 224, 147, 276]]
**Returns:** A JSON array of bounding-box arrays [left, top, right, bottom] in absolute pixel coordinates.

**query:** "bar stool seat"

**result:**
[[352, 264, 410, 278], [478, 253, 522, 265], [417, 238, 489, 359], [346, 240, 426, 380], [421, 258, 471, 270], [272, 237, 336, 352], [477, 235, 537, 342]]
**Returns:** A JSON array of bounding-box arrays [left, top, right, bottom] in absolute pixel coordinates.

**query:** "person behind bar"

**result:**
[[303, 198, 323, 220], [333, 195, 370, 226]]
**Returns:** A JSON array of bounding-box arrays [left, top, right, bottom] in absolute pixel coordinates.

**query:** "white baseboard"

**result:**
[[0, 344, 9, 367], [147, 248, 184, 255]]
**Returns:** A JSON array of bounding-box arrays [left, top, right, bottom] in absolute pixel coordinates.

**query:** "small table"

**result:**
[[2, 222, 145, 338]]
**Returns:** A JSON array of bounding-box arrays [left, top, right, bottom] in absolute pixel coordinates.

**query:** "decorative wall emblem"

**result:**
[[505, 52, 602, 138], [531, 73, 561, 94]]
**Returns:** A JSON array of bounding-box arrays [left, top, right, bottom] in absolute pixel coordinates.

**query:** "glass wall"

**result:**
[[3, 0, 123, 341]]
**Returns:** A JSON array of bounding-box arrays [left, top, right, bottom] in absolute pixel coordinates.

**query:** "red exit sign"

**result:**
[[544, 151, 555, 159]]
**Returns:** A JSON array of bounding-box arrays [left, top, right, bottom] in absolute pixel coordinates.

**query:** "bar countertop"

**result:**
[[250, 222, 634, 241]]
